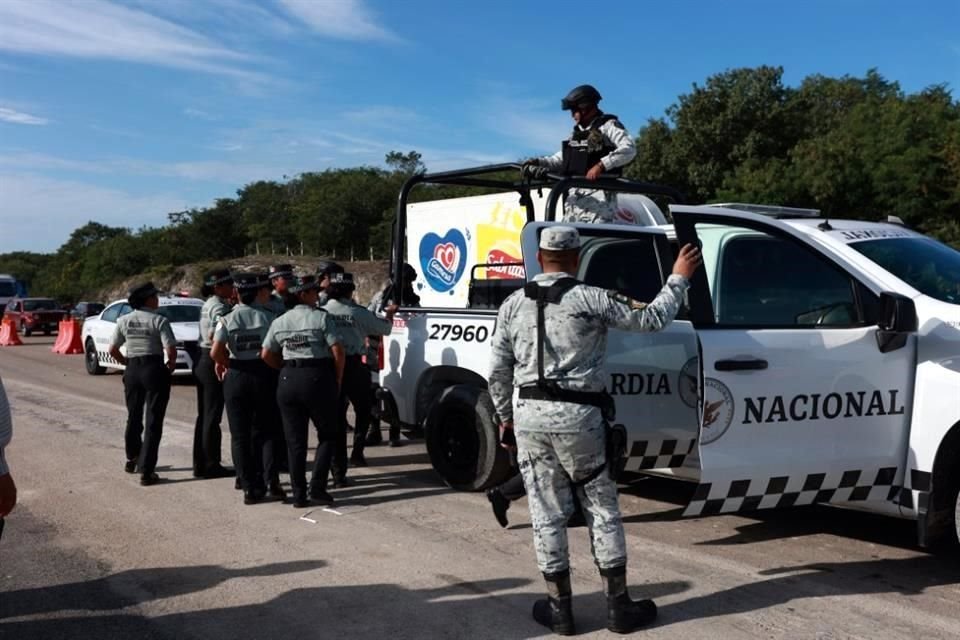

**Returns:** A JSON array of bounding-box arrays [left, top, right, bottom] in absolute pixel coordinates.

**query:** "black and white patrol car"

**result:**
[[81, 295, 203, 377]]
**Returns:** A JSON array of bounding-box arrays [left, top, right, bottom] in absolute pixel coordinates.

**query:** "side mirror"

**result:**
[[875, 292, 917, 353]]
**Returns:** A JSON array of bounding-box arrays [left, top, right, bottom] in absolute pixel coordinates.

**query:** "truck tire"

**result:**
[[425, 384, 511, 491], [21, 320, 31, 337], [85, 338, 105, 375]]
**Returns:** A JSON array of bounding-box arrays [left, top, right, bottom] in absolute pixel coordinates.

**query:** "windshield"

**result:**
[[850, 237, 960, 305], [0, 282, 15, 297], [23, 299, 58, 311], [156, 305, 202, 323]]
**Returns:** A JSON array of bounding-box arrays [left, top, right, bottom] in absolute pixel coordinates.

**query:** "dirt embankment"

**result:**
[[96, 257, 391, 305]]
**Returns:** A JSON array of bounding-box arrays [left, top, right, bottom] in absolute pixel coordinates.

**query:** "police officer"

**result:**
[[522, 85, 636, 224], [316, 260, 344, 307], [108, 282, 178, 486], [261, 275, 345, 508], [323, 272, 396, 474], [365, 263, 419, 447], [487, 226, 701, 634], [210, 273, 282, 505], [266, 264, 297, 316], [193, 269, 234, 479]]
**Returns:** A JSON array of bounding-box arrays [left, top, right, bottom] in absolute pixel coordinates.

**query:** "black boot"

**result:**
[[600, 565, 657, 633], [387, 424, 403, 447], [486, 488, 510, 528], [531, 570, 575, 636]]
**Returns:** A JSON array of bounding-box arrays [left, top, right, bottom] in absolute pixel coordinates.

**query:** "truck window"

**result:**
[[701, 225, 862, 327], [578, 236, 665, 303]]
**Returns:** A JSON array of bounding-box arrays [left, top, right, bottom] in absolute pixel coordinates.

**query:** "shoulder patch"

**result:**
[[607, 290, 647, 310]]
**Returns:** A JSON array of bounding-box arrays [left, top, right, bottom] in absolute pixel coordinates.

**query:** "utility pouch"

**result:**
[[605, 423, 628, 481]]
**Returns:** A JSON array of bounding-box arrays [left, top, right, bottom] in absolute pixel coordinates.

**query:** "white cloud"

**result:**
[[0, 173, 189, 253], [476, 96, 570, 153], [277, 0, 399, 42], [184, 107, 218, 120], [0, 0, 266, 82], [0, 106, 48, 125]]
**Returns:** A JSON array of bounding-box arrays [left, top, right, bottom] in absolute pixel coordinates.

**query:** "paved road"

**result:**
[[1, 336, 958, 639]]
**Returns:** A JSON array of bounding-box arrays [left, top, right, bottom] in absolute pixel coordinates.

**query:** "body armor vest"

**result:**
[[561, 113, 622, 177]]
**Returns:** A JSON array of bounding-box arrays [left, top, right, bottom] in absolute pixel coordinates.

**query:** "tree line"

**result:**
[[2, 67, 957, 303]]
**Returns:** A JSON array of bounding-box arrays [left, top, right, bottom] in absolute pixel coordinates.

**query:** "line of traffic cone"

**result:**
[[52, 318, 84, 354], [0, 318, 23, 346]]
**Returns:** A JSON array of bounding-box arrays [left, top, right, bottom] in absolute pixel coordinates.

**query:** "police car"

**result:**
[[82, 295, 204, 377], [377, 164, 960, 548]]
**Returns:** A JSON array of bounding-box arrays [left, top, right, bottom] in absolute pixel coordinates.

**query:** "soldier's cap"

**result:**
[[328, 272, 355, 286], [316, 260, 345, 277], [268, 264, 294, 280], [232, 272, 263, 291], [290, 274, 321, 295], [203, 268, 234, 287], [539, 226, 580, 251], [127, 281, 159, 307]]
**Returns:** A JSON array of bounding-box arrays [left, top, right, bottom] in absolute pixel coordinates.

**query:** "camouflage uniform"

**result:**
[[487, 226, 689, 574], [537, 115, 636, 224]]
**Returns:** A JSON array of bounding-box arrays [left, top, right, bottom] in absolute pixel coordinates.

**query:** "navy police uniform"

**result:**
[[323, 272, 393, 473], [262, 275, 344, 508], [109, 282, 176, 485], [213, 273, 279, 504]]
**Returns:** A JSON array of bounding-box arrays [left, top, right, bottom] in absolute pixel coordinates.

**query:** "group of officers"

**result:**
[[110, 83, 704, 636], [109, 261, 401, 509]]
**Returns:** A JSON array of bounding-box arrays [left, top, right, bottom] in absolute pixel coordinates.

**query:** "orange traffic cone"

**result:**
[[0, 318, 24, 346]]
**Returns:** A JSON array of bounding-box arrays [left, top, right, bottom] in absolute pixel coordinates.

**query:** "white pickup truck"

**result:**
[[378, 164, 960, 547]]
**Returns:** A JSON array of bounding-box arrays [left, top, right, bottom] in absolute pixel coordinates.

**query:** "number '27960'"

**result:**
[[427, 323, 490, 342]]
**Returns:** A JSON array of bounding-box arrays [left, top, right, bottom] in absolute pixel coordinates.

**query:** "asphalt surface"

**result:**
[[1, 335, 959, 639]]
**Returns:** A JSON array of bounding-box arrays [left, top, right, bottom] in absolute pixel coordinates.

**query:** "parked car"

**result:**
[[2, 297, 67, 336], [81, 295, 203, 377], [70, 301, 105, 322]]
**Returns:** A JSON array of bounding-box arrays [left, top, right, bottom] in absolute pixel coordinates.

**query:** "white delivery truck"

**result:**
[[377, 164, 960, 546]]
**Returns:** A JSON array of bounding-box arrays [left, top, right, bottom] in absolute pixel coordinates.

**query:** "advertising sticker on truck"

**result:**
[[420, 229, 467, 293]]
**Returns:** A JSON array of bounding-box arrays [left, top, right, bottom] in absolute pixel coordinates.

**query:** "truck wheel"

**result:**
[[21, 320, 31, 337], [425, 384, 511, 491], [85, 339, 105, 375]]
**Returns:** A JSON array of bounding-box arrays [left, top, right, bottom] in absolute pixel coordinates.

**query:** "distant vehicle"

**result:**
[[2, 297, 68, 336], [81, 295, 203, 377], [0, 274, 17, 310], [70, 301, 105, 321]]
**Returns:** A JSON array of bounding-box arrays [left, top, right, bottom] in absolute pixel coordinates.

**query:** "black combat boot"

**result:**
[[600, 565, 657, 633], [531, 570, 575, 636]]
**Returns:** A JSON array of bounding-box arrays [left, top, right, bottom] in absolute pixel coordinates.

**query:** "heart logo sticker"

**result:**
[[420, 229, 468, 293]]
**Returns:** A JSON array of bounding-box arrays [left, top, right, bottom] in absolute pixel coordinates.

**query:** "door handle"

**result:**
[[715, 358, 768, 371]]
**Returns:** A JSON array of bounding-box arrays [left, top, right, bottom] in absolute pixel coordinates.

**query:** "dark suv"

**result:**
[[70, 301, 105, 322], [3, 297, 67, 336]]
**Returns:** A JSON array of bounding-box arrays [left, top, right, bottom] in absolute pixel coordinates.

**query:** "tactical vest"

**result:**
[[560, 113, 622, 177], [518, 278, 615, 420]]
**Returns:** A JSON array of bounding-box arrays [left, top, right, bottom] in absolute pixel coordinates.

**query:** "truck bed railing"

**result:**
[[392, 163, 687, 301]]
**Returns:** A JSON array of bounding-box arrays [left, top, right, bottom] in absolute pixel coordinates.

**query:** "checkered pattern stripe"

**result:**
[[892, 469, 932, 514], [624, 438, 696, 471], [683, 467, 900, 517]]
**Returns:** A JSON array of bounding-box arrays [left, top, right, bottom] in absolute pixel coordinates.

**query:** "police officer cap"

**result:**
[[290, 275, 321, 294], [128, 281, 160, 307], [203, 268, 233, 287], [316, 260, 344, 277], [232, 272, 262, 291], [539, 226, 580, 251], [561, 84, 602, 111], [268, 264, 294, 280]]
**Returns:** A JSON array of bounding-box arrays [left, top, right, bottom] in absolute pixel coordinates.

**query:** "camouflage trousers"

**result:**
[[562, 190, 618, 224], [516, 422, 627, 574]]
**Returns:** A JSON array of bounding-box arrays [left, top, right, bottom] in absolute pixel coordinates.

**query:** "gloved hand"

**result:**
[[521, 161, 548, 180]]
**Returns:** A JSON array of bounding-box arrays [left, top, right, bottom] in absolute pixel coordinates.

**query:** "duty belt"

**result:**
[[228, 359, 268, 372], [518, 384, 615, 418], [127, 355, 164, 365]]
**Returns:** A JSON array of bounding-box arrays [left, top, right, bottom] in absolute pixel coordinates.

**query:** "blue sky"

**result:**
[[1, 0, 957, 253]]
